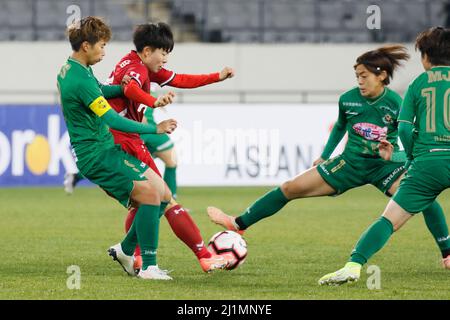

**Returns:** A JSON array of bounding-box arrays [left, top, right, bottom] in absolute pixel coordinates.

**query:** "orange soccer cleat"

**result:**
[[199, 254, 229, 273], [207, 206, 245, 235]]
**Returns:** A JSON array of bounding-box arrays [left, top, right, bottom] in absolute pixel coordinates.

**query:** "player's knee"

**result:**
[[134, 182, 161, 205], [281, 180, 299, 199]]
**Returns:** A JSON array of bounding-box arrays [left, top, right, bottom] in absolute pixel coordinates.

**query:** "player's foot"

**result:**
[[63, 173, 76, 194], [443, 256, 450, 270], [137, 265, 173, 280], [199, 254, 229, 273], [108, 243, 136, 276], [318, 262, 362, 286], [134, 255, 142, 272], [207, 206, 245, 235]]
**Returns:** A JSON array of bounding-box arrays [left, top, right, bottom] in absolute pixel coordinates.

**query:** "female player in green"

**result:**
[[319, 27, 450, 285], [208, 44, 450, 270], [57, 17, 176, 280]]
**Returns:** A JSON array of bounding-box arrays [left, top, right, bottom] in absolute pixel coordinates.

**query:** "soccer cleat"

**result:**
[[207, 206, 245, 235], [318, 262, 362, 286], [199, 254, 229, 273], [63, 173, 76, 194], [134, 255, 143, 273], [137, 265, 173, 280], [108, 243, 136, 276], [443, 256, 450, 270]]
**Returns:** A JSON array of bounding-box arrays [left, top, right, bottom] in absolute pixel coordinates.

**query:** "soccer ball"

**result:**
[[208, 231, 248, 270]]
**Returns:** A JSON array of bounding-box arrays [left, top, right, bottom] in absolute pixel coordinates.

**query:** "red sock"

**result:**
[[124, 208, 141, 256], [164, 204, 211, 259]]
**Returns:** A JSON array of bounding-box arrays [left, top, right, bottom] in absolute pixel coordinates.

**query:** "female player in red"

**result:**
[[107, 22, 235, 273]]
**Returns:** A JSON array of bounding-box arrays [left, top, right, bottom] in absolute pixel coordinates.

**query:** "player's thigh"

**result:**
[[281, 166, 336, 199], [154, 146, 177, 167], [382, 199, 413, 232]]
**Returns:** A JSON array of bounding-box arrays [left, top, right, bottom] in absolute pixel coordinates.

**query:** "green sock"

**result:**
[[159, 201, 169, 218], [134, 204, 160, 269], [235, 187, 290, 230], [163, 167, 177, 199], [350, 216, 394, 265], [121, 218, 137, 256], [422, 201, 450, 257]]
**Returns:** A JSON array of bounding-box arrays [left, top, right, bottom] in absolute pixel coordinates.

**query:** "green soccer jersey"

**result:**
[[57, 57, 117, 168], [399, 66, 450, 160], [337, 87, 402, 157]]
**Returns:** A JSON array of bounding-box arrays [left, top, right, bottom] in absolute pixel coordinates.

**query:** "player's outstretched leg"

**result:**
[[164, 203, 229, 272]]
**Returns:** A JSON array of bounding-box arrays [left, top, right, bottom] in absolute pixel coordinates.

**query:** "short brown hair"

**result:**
[[67, 16, 111, 51], [415, 26, 450, 66], [354, 45, 410, 85]]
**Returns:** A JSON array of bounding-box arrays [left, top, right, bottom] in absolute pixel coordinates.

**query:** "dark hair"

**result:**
[[354, 45, 410, 85], [415, 26, 450, 66], [133, 22, 174, 53], [66, 16, 111, 51]]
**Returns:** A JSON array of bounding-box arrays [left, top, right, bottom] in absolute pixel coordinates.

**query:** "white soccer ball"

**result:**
[[208, 230, 248, 270]]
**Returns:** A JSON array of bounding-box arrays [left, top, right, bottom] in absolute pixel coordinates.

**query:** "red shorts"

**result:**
[[112, 132, 162, 178]]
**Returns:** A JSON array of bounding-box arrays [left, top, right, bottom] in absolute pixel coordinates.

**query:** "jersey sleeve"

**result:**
[[78, 78, 112, 117], [125, 63, 149, 88], [398, 82, 417, 124], [151, 67, 176, 87], [78, 77, 104, 108]]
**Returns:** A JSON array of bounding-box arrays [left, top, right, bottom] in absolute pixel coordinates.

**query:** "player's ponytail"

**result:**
[[354, 45, 410, 85], [415, 27, 450, 66]]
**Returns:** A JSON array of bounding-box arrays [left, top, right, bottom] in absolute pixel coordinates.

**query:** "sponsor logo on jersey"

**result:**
[[345, 111, 359, 116], [342, 102, 363, 107], [353, 123, 387, 141], [382, 166, 405, 187]]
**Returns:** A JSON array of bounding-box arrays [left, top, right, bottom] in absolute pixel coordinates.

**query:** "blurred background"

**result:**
[[0, 0, 448, 186]]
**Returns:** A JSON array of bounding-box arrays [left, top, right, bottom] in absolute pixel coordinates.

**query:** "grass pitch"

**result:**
[[1, 186, 449, 300]]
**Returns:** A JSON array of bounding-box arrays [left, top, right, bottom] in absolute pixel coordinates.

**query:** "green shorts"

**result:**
[[317, 153, 406, 195], [393, 159, 450, 214], [142, 133, 174, 155], [79, 145, 148, 208]]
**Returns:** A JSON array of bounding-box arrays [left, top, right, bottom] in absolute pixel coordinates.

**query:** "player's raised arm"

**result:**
[[161, 66, 235, 89]]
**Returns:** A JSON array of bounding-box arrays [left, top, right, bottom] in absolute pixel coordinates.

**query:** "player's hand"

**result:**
[[378, 139, 394, 161], [157, 119, 177, 134], [154, 91, 175, 108], [313, 157, 325, 166], [219, 67, 235, 81]]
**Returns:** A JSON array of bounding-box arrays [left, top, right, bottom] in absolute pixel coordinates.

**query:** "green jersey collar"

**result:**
[[363, 87, 387, 105]]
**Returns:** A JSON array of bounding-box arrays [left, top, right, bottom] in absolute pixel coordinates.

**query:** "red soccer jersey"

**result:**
[[107, 50, 175, 140]]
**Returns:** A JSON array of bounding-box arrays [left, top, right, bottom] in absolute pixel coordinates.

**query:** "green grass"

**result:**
[[0, 186, 449, 300]]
